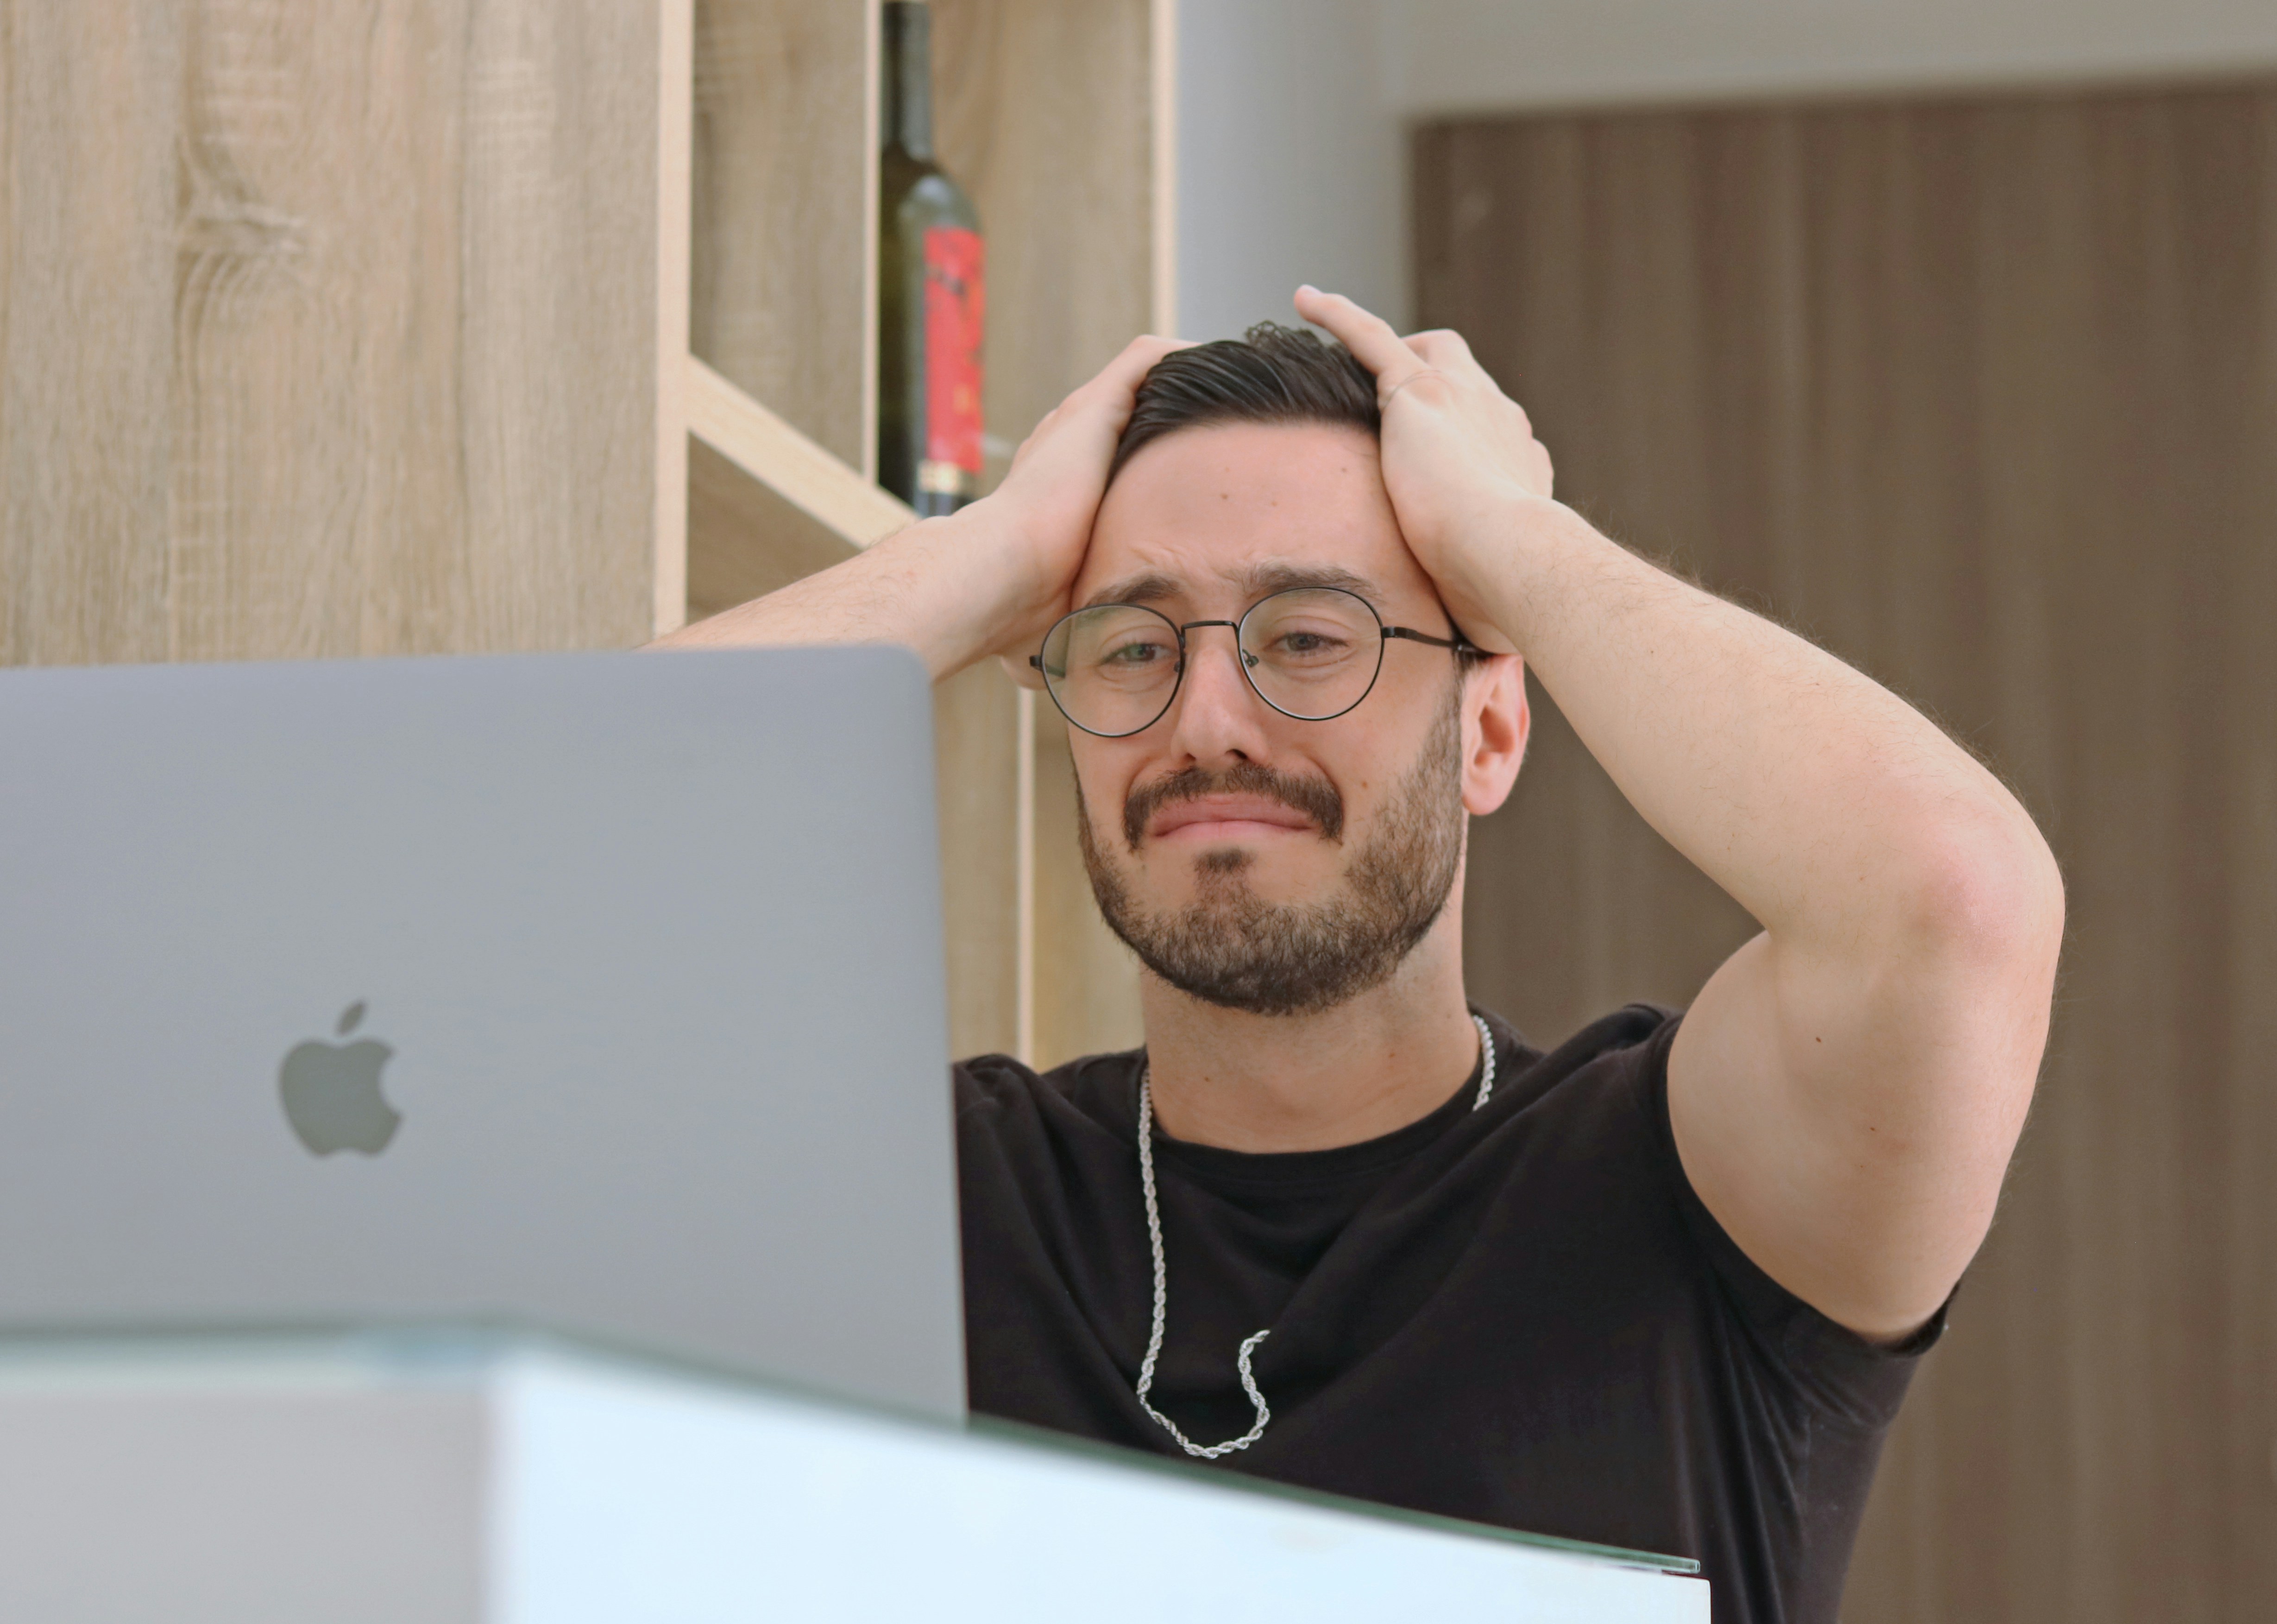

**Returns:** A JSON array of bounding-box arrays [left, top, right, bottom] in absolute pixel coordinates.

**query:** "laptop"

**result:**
[[0, 647, 965, 1419]]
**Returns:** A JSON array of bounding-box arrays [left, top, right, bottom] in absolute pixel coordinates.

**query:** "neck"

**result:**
[[1138, 903, 1482, 1152]]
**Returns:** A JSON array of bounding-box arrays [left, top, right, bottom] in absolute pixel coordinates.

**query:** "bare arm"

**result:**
[[650, 335, 1189, 678], [652, 509, 1022, 678], [1301, 288, 2063, 1340]]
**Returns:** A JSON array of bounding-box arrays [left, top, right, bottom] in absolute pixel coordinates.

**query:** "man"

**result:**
[[660, 290, 2063, 1622]]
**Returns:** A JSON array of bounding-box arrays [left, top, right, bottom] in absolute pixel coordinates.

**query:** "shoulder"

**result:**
[[952, 1050, 1046, 1111], [953, 1047, 1144, 1142], [1481, 1000, 1679, 1120], [1526, 1001, 1951, 1398], [951, 1049, 1146, 1248]]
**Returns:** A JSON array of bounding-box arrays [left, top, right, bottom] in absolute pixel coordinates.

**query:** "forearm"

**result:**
[[648, 507, 1026, 680], [650, 335, 1192, 678], [1289, 290, 2054, 1329], [1477, 497, 2056, 959]]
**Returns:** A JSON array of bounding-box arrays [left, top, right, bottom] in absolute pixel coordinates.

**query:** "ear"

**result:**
[[1460, 654, 1528, 817], [997, 652, 1048, 691]]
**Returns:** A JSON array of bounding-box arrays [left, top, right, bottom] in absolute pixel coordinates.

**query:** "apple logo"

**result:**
[[279, 1001, 402, 1156]]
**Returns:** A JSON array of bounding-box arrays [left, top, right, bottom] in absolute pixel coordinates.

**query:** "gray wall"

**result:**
[[1174, 0, 2277, 340], [1175, 0, 1409, 337], [1389, 0, 2277, 114]]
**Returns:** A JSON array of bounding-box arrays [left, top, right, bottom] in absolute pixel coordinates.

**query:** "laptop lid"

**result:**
[[0, 647, 965, 1419]]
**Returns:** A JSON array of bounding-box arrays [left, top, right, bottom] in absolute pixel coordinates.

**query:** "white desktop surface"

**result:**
[[0, 1329, 1707, 1623]]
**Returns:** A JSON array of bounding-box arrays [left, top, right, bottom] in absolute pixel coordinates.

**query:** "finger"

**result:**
[[1005, 420, 1046, 472], [1049, 335, 1193, 445], [1403, 328, 1478, 369], [1082, 333, 1193, 403], [1014, 336, 1189, 468], [1294, 286, 1428, 390], [1408, 330, 1519, 408], [1004, 396, 1070, 464]]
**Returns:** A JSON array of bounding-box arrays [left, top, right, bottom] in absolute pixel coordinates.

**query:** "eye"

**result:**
[[1100, 636, 1174, 667], [1265, 625, 1355, 660]]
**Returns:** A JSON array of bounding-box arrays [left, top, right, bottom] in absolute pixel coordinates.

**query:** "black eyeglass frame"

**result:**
[[1028, 586, 1478, 739]]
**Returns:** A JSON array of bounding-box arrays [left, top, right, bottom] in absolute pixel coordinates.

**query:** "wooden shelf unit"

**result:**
[[679, 0, 1164, 1065], [0, 0, 1161, 1068]]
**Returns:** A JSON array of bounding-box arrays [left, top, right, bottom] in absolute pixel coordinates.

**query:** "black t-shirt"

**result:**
[[955, 1003, 1942, 1624]]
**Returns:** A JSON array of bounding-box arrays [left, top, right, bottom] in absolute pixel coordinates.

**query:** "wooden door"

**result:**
[[1415, 81, 2277, 1622]]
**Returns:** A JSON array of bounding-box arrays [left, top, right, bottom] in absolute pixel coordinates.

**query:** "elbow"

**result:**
[[1902, 802, 2066, 986]]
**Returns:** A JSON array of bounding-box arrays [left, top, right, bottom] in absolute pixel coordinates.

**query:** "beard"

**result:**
[[1076, 686, 1468, 1018]]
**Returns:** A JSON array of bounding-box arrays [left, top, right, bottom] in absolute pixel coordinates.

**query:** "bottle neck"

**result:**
[[883, 3, 935, 160]]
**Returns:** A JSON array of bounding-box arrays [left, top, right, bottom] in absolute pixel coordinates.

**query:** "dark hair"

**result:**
[[1109, 322, 1378, 482], [1108, 321, 1490, 674]]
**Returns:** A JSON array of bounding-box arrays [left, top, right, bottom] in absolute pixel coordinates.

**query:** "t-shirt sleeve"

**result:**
[[1633, 1007, 1949, 1424]]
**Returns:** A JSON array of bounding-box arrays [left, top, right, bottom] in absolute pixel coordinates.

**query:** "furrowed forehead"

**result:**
[[1074, 418, 1422, 612], [1079, 560, 1388, 612]]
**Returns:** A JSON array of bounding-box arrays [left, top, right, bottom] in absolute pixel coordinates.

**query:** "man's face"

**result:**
[[1063, 420, 1475, 1016]]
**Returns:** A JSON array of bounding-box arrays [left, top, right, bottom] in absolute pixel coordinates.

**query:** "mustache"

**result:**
[[1122, 762, 1345, 850]]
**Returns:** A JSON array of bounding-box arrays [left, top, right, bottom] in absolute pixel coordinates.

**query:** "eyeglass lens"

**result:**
[[1037, 587, 1386, 736]]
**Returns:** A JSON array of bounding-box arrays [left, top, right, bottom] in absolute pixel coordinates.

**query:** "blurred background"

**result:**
[[1179, 2, 2277, 1618], [6, 1, 2274, 1617]]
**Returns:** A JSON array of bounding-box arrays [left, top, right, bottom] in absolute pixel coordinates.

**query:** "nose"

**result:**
[[1160, 624, 1274, 765]]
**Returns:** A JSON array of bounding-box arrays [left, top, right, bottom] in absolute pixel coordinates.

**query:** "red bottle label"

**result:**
[[922, 226, 985, 495]]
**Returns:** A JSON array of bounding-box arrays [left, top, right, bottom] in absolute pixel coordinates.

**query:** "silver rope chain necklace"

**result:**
[[1131, 1013, 1498, 1460]]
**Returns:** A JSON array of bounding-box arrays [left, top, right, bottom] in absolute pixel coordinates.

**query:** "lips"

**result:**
[[1122, 763, 1346, 849], [1149, 795, 1318, 841]]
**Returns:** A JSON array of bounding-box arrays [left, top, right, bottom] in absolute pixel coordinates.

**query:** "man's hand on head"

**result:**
[[1292, 286, 1554, 657], [978, 334, 1195, 678], [1284, 288, 2062, 1346], [649, 334, 1187, 678]]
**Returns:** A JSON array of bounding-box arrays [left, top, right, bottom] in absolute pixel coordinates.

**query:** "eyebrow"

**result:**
[[1079, 560, 1388, 613], [1232, 560, 1383, 601], [1082, 570, 1183, 610]]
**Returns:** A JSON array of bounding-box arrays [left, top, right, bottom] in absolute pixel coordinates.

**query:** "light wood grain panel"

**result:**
[[4, 0, 662, 670], [0, 0, 180, 667], [7, 0, 1159, 1075], [1415, 79, 2277, 1623], [934, 659, 1022, 1061], [455, 0, 660, 654], [929, 0, 1157, 1060], [654, 0, 693, 637], [169, 0, 468, 659], [690, 0, 872, 470], [931, 0, 1156, 479], [685, 3, 1039, 1062], [1150, 0, 1178, 336], [1030, 704, 1145, 1070], [686, 358, 913, 546], [685, 436, 864, 623], [675, 0, 1163, 1068]]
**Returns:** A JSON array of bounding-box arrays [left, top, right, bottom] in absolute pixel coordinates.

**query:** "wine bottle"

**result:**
[[878, 1, 985, 516]]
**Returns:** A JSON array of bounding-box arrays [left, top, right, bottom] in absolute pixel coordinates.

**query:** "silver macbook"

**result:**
[[0, 647, 965, 1419]]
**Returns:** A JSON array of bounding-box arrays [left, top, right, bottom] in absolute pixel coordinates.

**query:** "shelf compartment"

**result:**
[[686, 357, 912, 551]]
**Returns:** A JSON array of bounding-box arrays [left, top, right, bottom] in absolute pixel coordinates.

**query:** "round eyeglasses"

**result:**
[[1029, 586, 1475, 739]]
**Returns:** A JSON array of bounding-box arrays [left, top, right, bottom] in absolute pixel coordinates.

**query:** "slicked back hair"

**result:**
[[1106, 321, 1489, 674], [1108, 322, 1378, 483]]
